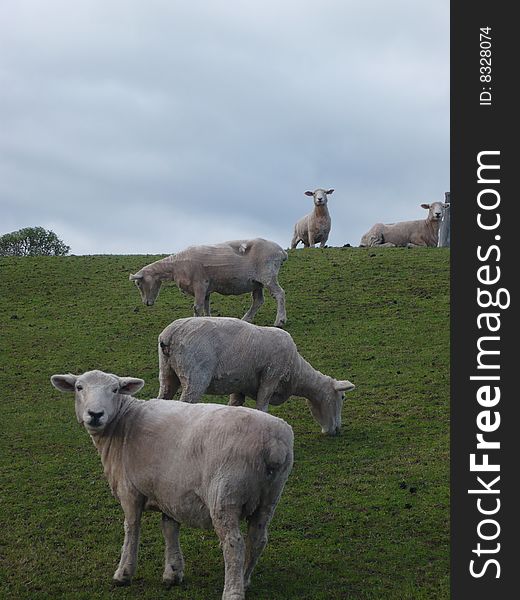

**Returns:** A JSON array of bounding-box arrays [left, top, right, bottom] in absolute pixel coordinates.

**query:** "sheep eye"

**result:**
[[76, 385, 83, 391], [112, 387, 118, 393]]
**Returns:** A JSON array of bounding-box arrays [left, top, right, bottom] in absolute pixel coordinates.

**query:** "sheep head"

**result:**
[[129, 271, 162, 306], [305, 188, 334, 207], [421, 201, 449, 221], [51, 370, 144, 433]]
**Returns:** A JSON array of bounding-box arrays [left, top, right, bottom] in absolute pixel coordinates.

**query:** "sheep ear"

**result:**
[[118, 377, 145, 395], [129, 273, 142, 281], [51, 374, 78, 392], [334, 380, 355, 392], [326, 189, 334, 195], [304, 191, 314, 196], [421, 203, 430, 209]]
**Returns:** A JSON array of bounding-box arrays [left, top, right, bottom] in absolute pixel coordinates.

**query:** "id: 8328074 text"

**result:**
[[480, 27, 492, 106]]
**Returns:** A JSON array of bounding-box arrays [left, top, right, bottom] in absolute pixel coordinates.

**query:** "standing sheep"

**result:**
[[359, 201, 449, 247], [130, 238, 287, 327], [50, 369, 293, 600], [291, 188, 334, 248], [158, 317, 355, 435]]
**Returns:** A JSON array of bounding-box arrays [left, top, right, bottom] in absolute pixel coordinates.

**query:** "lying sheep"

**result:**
[[158, 317, 355, 435], [130, 238, 287, 327], [291, 188, 334, 248], [50, 369, 293, 600], [359, 201, 449, 247]]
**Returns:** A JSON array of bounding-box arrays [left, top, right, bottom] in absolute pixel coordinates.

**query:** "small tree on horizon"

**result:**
[[0, 227, 71, 257]]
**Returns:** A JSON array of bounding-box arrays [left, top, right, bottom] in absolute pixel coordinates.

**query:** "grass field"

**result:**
[[0, 247, 449, 599]]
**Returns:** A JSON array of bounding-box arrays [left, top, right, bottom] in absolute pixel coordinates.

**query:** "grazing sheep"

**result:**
[[50, 369, 293, 600], [360, 201, 450, 248], [291, 188, 334, 248], [130, 238, 287, 327], [158, 317, 355, 435]]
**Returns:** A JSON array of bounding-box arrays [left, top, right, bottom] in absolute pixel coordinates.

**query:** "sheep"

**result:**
[[359, 201, 450, 248], [291, 188, 334, 248], [50, 369, 293, 600], [130, 238, 288, 327], [157, 317, 355, 435]]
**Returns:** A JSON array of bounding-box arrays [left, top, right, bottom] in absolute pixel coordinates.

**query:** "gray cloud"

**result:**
[[0, 0, 449, 254]]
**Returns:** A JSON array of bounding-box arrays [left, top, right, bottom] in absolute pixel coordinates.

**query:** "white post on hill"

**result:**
[[438, 191, 450, 247]]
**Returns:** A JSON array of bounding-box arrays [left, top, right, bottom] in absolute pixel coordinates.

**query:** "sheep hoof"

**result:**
[[274, 319, 286, 328], [162, 570, 184, 587], [113, 566, 133, 586], [222, 593, 245, 600], [112, 576, 131, 587]]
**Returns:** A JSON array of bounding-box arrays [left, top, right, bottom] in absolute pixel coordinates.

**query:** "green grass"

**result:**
[[0, 248, 449, 599]]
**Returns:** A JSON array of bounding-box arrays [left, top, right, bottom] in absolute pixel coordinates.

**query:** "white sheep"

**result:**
[[291, 188, 334, 248], [359, 201, 450, 247], [50, 369, 293, 600], [130, 238, 287, 327], [158, 317, 355, 435]]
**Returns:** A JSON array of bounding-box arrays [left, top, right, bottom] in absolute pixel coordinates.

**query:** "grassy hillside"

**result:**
[[0, 248, 449, 599]]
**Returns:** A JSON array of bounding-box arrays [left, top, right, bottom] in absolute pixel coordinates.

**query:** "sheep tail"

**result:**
[[160, 339, 171, 357]]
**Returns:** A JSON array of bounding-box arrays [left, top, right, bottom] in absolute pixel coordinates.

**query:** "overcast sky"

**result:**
[[0, 0, 449, 254]]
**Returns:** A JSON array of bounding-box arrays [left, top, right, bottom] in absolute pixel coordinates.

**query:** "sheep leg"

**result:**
[[265, 279, 286, 328], [158, 356, 181, 400], [113, 495, 144, 585], [212, 511, 246, 600], [161, 514, 184, 587], [192, 283, 208, 317], [406, 242, 426, 248], [255, 383, 276, 412], [242, 287, 264, 323], [243, 504, 276, 589], [290, 231, 299, 249], [178, 376, 210, 403], [204, 292, 211, 316], [228, 392, 246, 406]]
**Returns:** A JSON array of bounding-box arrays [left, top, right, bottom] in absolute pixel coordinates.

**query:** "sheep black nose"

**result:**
[[88, 410, 104, 424]]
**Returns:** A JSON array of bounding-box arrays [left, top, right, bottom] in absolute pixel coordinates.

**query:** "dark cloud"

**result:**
[[0, 0, 449, 254]]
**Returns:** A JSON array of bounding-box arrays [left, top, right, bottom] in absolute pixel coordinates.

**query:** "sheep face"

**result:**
[[421, 201, 448, 222], [130, 273, 162, 306], [305, 188, 334, 208], [307, 379, 355, 436], [51, 370, 144, 433]]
